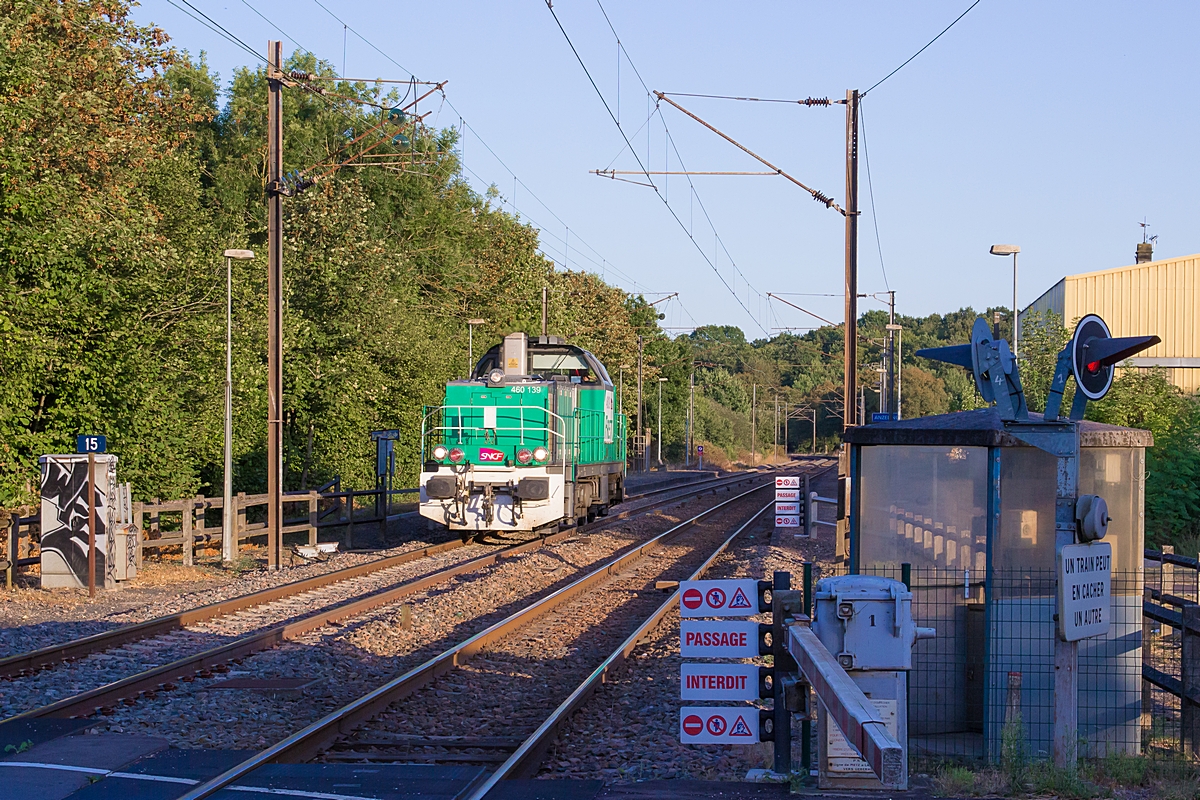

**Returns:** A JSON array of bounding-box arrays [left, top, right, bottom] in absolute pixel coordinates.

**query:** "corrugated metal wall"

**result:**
[[1061, 254, 1200, 393], [1023, 278, 1066, 320]]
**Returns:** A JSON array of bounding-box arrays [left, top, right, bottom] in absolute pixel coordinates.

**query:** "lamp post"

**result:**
[[886, 323, 904, 419], [467, 318, 486, 377], [990, 244, 1021, 357], [222, 248, 254, 565], [657, 377, 668, 466]]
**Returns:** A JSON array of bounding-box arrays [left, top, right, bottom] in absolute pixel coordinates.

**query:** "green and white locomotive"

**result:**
[[419, 332, 627, 534]]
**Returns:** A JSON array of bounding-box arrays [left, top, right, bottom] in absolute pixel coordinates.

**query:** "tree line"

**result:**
[[3, 1, 1196, 550]]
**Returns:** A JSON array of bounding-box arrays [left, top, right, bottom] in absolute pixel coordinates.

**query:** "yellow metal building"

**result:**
[[1021, 251, 1200, 393]]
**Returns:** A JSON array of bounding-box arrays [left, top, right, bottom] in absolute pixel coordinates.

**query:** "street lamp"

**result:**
[[467, 318, 486, 376], [657, 377, 668, 466], [886, 323, 903, 418], [989, 244, 1020, 357], [222, 248, 254, 565]]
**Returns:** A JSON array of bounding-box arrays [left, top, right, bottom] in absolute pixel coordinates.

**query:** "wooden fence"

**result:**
[[3, 481, 418, 586]]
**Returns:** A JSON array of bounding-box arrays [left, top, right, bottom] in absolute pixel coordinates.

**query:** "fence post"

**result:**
[[194, 495, 206, 547], [150, 499, 160, 538], [308, 492, 318, 546], [346, 493, 354, 551], [182, 501, 193, 567], [133, 501, 144, 570], [1183, 602, 1200, 757], [236, 492, 247, 548], [5, 514, 16, 589], [1163, 546, 1175, 636]]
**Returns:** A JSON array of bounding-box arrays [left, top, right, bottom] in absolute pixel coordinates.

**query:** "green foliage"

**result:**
[[1000, 717, 1031, 795], [1017, 310, 1074, 415], [1089, 368, 1200, 548], [0, 2, 660, 504]]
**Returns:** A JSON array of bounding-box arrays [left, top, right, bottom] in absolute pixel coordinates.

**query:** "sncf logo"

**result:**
[[478, 448, 505, 462]]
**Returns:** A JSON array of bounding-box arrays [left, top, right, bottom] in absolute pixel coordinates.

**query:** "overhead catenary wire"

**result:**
[[863, 0, 983, 96], [859, 102, 890, 291], [283, 0, 650, 295], [166, 0, 267, 64], [552, 0, 768, 335]]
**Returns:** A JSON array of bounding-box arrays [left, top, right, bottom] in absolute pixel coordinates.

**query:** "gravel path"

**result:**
[[70, 484, 767, 746], [537, 465, 840, 783]]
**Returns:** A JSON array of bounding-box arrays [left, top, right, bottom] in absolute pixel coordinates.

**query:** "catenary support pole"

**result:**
[[637, 336, 643, 472], [266, 40, 284, 571], [751, 384, 757, 463], [843, 89, 860, 430]]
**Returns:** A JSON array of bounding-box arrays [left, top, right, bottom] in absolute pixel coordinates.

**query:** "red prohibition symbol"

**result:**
[[705, 588, 726, 609], [706, 714, 728, 736], [682, 588, 703, 610], [682, 715, 703, 736]]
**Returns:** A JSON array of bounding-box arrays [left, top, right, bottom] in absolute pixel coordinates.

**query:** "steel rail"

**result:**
[[469, 498, 779, 796], [174, 478, 781, 800], [1, 469, 766, 681], [4, 470, 769, 722], [0, 539, 467, 679]]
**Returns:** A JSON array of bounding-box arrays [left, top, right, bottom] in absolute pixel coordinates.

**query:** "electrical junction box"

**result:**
[[812, 574, 934, 672]]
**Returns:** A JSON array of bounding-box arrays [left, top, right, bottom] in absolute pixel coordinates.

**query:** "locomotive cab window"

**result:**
[[530, 352, 597, 383]]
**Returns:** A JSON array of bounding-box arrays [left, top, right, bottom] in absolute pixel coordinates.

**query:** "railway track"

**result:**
[[0, 466, 789, 723], [173, 462, 834, 800]]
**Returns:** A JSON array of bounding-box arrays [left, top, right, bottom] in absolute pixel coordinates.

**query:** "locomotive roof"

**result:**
[[464, 336, 614, 388]]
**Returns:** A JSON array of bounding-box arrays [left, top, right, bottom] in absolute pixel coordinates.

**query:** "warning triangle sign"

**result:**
[[728, 587, 752, 609], [729, 715, 754, 737]]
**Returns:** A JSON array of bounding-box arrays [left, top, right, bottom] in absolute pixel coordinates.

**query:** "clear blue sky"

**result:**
[[134, 1, 1200, 338]]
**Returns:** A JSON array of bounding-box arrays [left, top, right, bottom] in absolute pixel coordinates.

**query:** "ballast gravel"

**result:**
[[537, 464, 839, 783], [74, 485, 763, 747]]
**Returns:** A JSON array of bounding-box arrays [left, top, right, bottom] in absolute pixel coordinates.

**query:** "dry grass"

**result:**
[[128, 562, 228, 588]]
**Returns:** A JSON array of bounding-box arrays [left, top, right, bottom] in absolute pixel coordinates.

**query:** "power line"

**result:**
[[864, 0, 983, 96], [859, 102, 890, 291], [281, 1, 647, 296], [554, 0, 769, 335], [166, 0, 266, 63]]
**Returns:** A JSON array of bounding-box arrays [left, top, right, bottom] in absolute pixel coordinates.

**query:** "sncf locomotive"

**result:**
[[419, 332, 627, 534]]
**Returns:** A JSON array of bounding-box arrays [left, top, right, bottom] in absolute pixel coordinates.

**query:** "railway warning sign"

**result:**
[[775, 514, 800, 528], [681, 663, 761, 701], [679, 579, 758, 617], [680, 620, 760, 659], [1058, 541, 1112, 641], [775, 476, 800, 489], [774, 502, 800, 516], [679, 707, 759, 744], [775, 488, 800, 502]]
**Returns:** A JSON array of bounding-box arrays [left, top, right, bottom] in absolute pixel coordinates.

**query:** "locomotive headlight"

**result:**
[[487, 368, 505, 386], [532, 446, 549, 462], [516, 448, 533, 464], [432, 445, 448, 460], [448, 447, 465, 463]]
